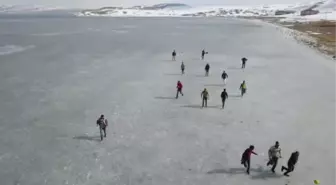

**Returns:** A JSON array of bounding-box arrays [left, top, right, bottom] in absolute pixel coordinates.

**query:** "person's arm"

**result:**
[[252, 151, 258, 155]]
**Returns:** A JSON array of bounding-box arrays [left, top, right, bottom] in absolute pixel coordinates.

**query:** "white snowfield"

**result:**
[[0, 18, 335, 185], [77, 0, 336, 22]]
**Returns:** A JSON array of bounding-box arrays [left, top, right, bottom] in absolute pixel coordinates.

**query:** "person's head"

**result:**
[[294, 151, 299, 156], [249, 145, 255, 150], [224, 88, 226, 91], [275, 141, 279, 148], [100, 115, 104, 118], [243, 80, 245, 83], [178, 80, 180, 83], [204, 88, 207, 91]]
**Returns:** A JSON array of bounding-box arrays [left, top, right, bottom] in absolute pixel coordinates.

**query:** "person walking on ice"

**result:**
[[181, 61, 185, 75], [201, 88, 209, 108], [201, 49, 208, 60], [241, 57, 248, 69], [96, 115, 108, 141], [241, 145, 258, 174], [282, 151, 299, 176], [267, 141, 282, 173], [221, 88, 228, 109], [239, 80, 247, 97], [221, 70, 228, 84], [176, 81, 184, 99], [172, 50, 176, 61], [205, 63, 210, 76]]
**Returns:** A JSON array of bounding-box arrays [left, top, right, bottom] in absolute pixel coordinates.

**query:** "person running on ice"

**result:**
[[221, 88, 228, 109], [221, 70, 228, 84], [239, 81, 247, 97], [201, 88, 209, 108], [96, 115, 108, 141], [267, 141, 282, 173], [176, 81, 184, 99], [241, 145, 258, 174], [205, 63, 210, 76], [172, 50, 176, 61], [241, 57, 247, 69], [282, 151, 299, 176], [201, 49, 207, 60], [181, 61, 185, 75]]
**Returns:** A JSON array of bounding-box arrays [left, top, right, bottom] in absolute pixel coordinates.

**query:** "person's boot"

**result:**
[[281, 166, 285, 172], [271, 169, 275, 173], [284, 173, 289, 177]]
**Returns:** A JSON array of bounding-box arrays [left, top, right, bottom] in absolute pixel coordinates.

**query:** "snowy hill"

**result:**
[[77, 0, 336, 22]]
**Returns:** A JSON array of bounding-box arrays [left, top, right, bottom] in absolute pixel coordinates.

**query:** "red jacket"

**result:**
[[177, 82, 183, 89], [243, 148, 257, 160]]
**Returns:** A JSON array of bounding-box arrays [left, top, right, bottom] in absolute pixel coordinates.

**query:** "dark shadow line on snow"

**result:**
[[207, 167, 262, 175], [181, 105, 220, 109], [250, 170, 283, 180], [73, 135, 101, 142], [155, 96, 176, 100], [195, 75, 207, 77]]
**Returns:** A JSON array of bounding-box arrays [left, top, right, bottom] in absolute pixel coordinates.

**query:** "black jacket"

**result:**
[[222, 73, 228, 79], [221, 91, 228, 100], [205, 64, 210, 70], [288, 152, 299, 165]]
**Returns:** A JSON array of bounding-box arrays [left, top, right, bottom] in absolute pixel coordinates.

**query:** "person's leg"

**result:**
[[176, 90, 179, 99], [99, 127, 103, 141], [246, 159, 251, 174], [284, 164, 293, 176], [103, 127, 106, 137], [222, 99, 224, 108], [271, 157, 278, 172], [205, 99, 207, 107], [202, 99, 204, 107]]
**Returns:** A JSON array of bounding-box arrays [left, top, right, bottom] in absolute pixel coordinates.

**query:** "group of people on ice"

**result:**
[[241, 142, 299, 176], [175, 59, 248, 108]]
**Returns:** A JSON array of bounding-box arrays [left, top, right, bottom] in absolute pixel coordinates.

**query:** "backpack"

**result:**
[[97, 118, 107, 127]]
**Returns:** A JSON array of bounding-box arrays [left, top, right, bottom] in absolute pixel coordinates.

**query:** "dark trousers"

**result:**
[[222, 98, 226, 108], [176, 89, 183, 98], [205, 70, 209, 76], [99, 126, 106, 141], [172, 56, 176, 61], [267, 157, 279, 172], [282, 163, 295, 176], [202, 55, 204, 60], [241, 89, 246, 96], [241, 158, 251, 174], [181, 69, 184, 74], [202, 98, 208, 107], [242, 62, 246, 68]]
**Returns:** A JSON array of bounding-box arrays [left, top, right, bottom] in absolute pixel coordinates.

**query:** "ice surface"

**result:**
[[0, 17, 335, 185], [0, 45, 35, 56]]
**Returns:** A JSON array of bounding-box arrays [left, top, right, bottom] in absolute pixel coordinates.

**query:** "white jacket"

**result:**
[[268, 146, 281, 158]]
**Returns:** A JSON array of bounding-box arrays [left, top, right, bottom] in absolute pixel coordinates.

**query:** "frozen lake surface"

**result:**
[[0, 15, 335, 185]]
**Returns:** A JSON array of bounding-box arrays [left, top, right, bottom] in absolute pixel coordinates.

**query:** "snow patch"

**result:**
[[0, 45, 35, 56]]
